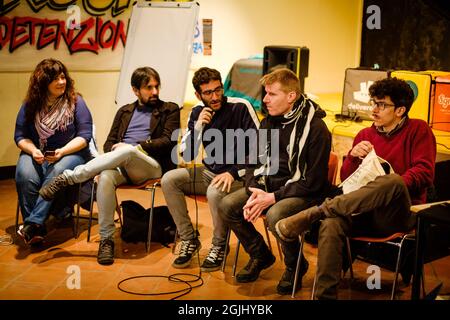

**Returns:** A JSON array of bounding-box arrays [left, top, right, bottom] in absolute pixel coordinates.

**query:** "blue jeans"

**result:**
[[15, 152, 86, 225]]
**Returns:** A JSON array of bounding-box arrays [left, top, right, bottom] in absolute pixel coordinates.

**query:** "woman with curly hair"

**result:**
[[14, 58, 93, 245]]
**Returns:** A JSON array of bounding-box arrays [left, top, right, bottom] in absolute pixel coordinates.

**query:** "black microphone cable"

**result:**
[[117, 125, 204, 299]]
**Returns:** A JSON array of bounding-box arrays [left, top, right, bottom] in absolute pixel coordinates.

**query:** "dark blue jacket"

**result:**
[[14, 95, 93, 157], [181, 96, 260, 180]]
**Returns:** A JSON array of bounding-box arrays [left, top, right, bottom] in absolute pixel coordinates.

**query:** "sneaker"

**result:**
[[277, 258, 309, 295], [172, 238, 201, 269], [236, 253, 276, 283], [97, 239, 114, 265], [39, 174, 70, 201], [17, 223, 47, 245], [200, 245, 228, 272]]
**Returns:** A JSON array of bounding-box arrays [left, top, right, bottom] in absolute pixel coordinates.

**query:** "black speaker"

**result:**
[[261, 46, 309, 115]]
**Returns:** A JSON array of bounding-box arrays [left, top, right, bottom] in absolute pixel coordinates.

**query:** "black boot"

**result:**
[[97, 239, 114, 265], [236, 253, 276, 283], [277, 258, 309, 295]]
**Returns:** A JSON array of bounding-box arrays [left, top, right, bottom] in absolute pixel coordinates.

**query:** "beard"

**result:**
[[144, 95, 159, 106], [203, 97, 223, 110]]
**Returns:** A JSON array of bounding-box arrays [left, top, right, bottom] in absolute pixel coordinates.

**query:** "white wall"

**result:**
[[0, 0, 362, 167], [187, 0, 363, 101]]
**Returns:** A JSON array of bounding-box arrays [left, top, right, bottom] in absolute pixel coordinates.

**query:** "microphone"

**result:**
[[194, 106, 215, 133], [200, 107, 214, 131]]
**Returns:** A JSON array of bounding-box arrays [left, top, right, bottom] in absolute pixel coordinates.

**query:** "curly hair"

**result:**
[[24, 59, 76, 123], [192, 67, 222, 93], [369, 77, 415, 115]]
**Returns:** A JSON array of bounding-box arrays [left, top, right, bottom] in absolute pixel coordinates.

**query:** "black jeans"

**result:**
[[221, 187, 319, 269]]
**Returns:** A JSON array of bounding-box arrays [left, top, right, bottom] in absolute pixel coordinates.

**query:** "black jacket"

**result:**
[[180, 96, 260, 180], [104, 99, 180, 173], [246, 100, 331, 201]]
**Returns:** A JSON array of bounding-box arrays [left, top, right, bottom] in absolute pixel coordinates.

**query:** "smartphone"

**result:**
[[44, 150, 55, 157]]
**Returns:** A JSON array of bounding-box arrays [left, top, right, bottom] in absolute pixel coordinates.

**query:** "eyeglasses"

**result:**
[[369, 99, 396, 111], [201, 86, 223, 98]]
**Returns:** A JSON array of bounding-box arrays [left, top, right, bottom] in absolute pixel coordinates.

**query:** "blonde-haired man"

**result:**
[[221, 68, 331, 294]]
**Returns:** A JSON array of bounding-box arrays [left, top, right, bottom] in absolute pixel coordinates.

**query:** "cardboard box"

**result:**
[[430, 75, 450, 132]]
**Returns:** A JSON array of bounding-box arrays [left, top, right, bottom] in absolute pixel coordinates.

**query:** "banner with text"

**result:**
[[0, 0, 132, 71]]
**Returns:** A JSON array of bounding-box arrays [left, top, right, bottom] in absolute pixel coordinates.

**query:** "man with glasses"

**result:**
[[275, 77, 436, 299], [161, 67, 259, 271]]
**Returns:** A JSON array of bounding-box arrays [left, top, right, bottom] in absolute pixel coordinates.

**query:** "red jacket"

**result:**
[[340, 118, 436, 204]]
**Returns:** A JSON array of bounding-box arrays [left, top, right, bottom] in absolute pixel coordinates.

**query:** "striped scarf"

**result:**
[[255, 95, 319, 184], [34, 96, 75, 149]]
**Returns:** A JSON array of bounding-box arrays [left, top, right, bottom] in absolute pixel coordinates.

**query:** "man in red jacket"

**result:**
[[275, 77, 436, 299]]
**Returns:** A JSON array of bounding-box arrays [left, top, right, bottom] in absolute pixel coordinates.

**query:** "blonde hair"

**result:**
[[260, 68, 300, 97]]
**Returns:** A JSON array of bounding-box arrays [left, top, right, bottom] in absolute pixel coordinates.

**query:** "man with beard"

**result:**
[[161, 67, 259, 272], [39, 67, 180, 265]]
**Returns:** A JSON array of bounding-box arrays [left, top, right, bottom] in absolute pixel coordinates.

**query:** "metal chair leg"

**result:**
[[172, 229, 179, 254], [262, 218, 282, 260], [74, 183, 82, 239], [421, 265, 426, 299], [264, 229, 273, 253], [221, 228, 231, 272], [87, 180, 97, 242], [117, 204, 123, 227], [15, 202, 20, 233], [146, 183, 158, 253], [345, 237, 354, 279], [232, 240, 240, 277], [391, 236, 407, 300], [291, 233, 305, 298], [276, 239, 283, 261], [309, 242, 351, 300], [114, 194, 122, 224], [311, 269, 318, 300]]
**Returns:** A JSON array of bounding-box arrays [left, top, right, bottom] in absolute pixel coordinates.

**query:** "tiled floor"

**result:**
[[0, 178, 449, 300]]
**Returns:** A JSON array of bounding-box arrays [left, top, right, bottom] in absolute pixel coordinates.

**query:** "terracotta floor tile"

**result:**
[[0, 245, 44, 265], [0, 281, 55, 300], [96, 281, 157, 300], [1, 179, 449, 301], [119, 262, 170, 276], [29, 248, 96, 269], [15, 265, 68, 284], [0, 263, 32, 282], [77, 259, 126, 272], [0, 279, 11, 290], [45, 284, 103, 300], [74, 269, 120, 289], [0, 245, 12, 257]]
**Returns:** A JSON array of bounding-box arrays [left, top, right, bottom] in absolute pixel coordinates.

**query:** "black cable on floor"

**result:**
[[117, 160, 205, 299], [117, 273, 204, 300]]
